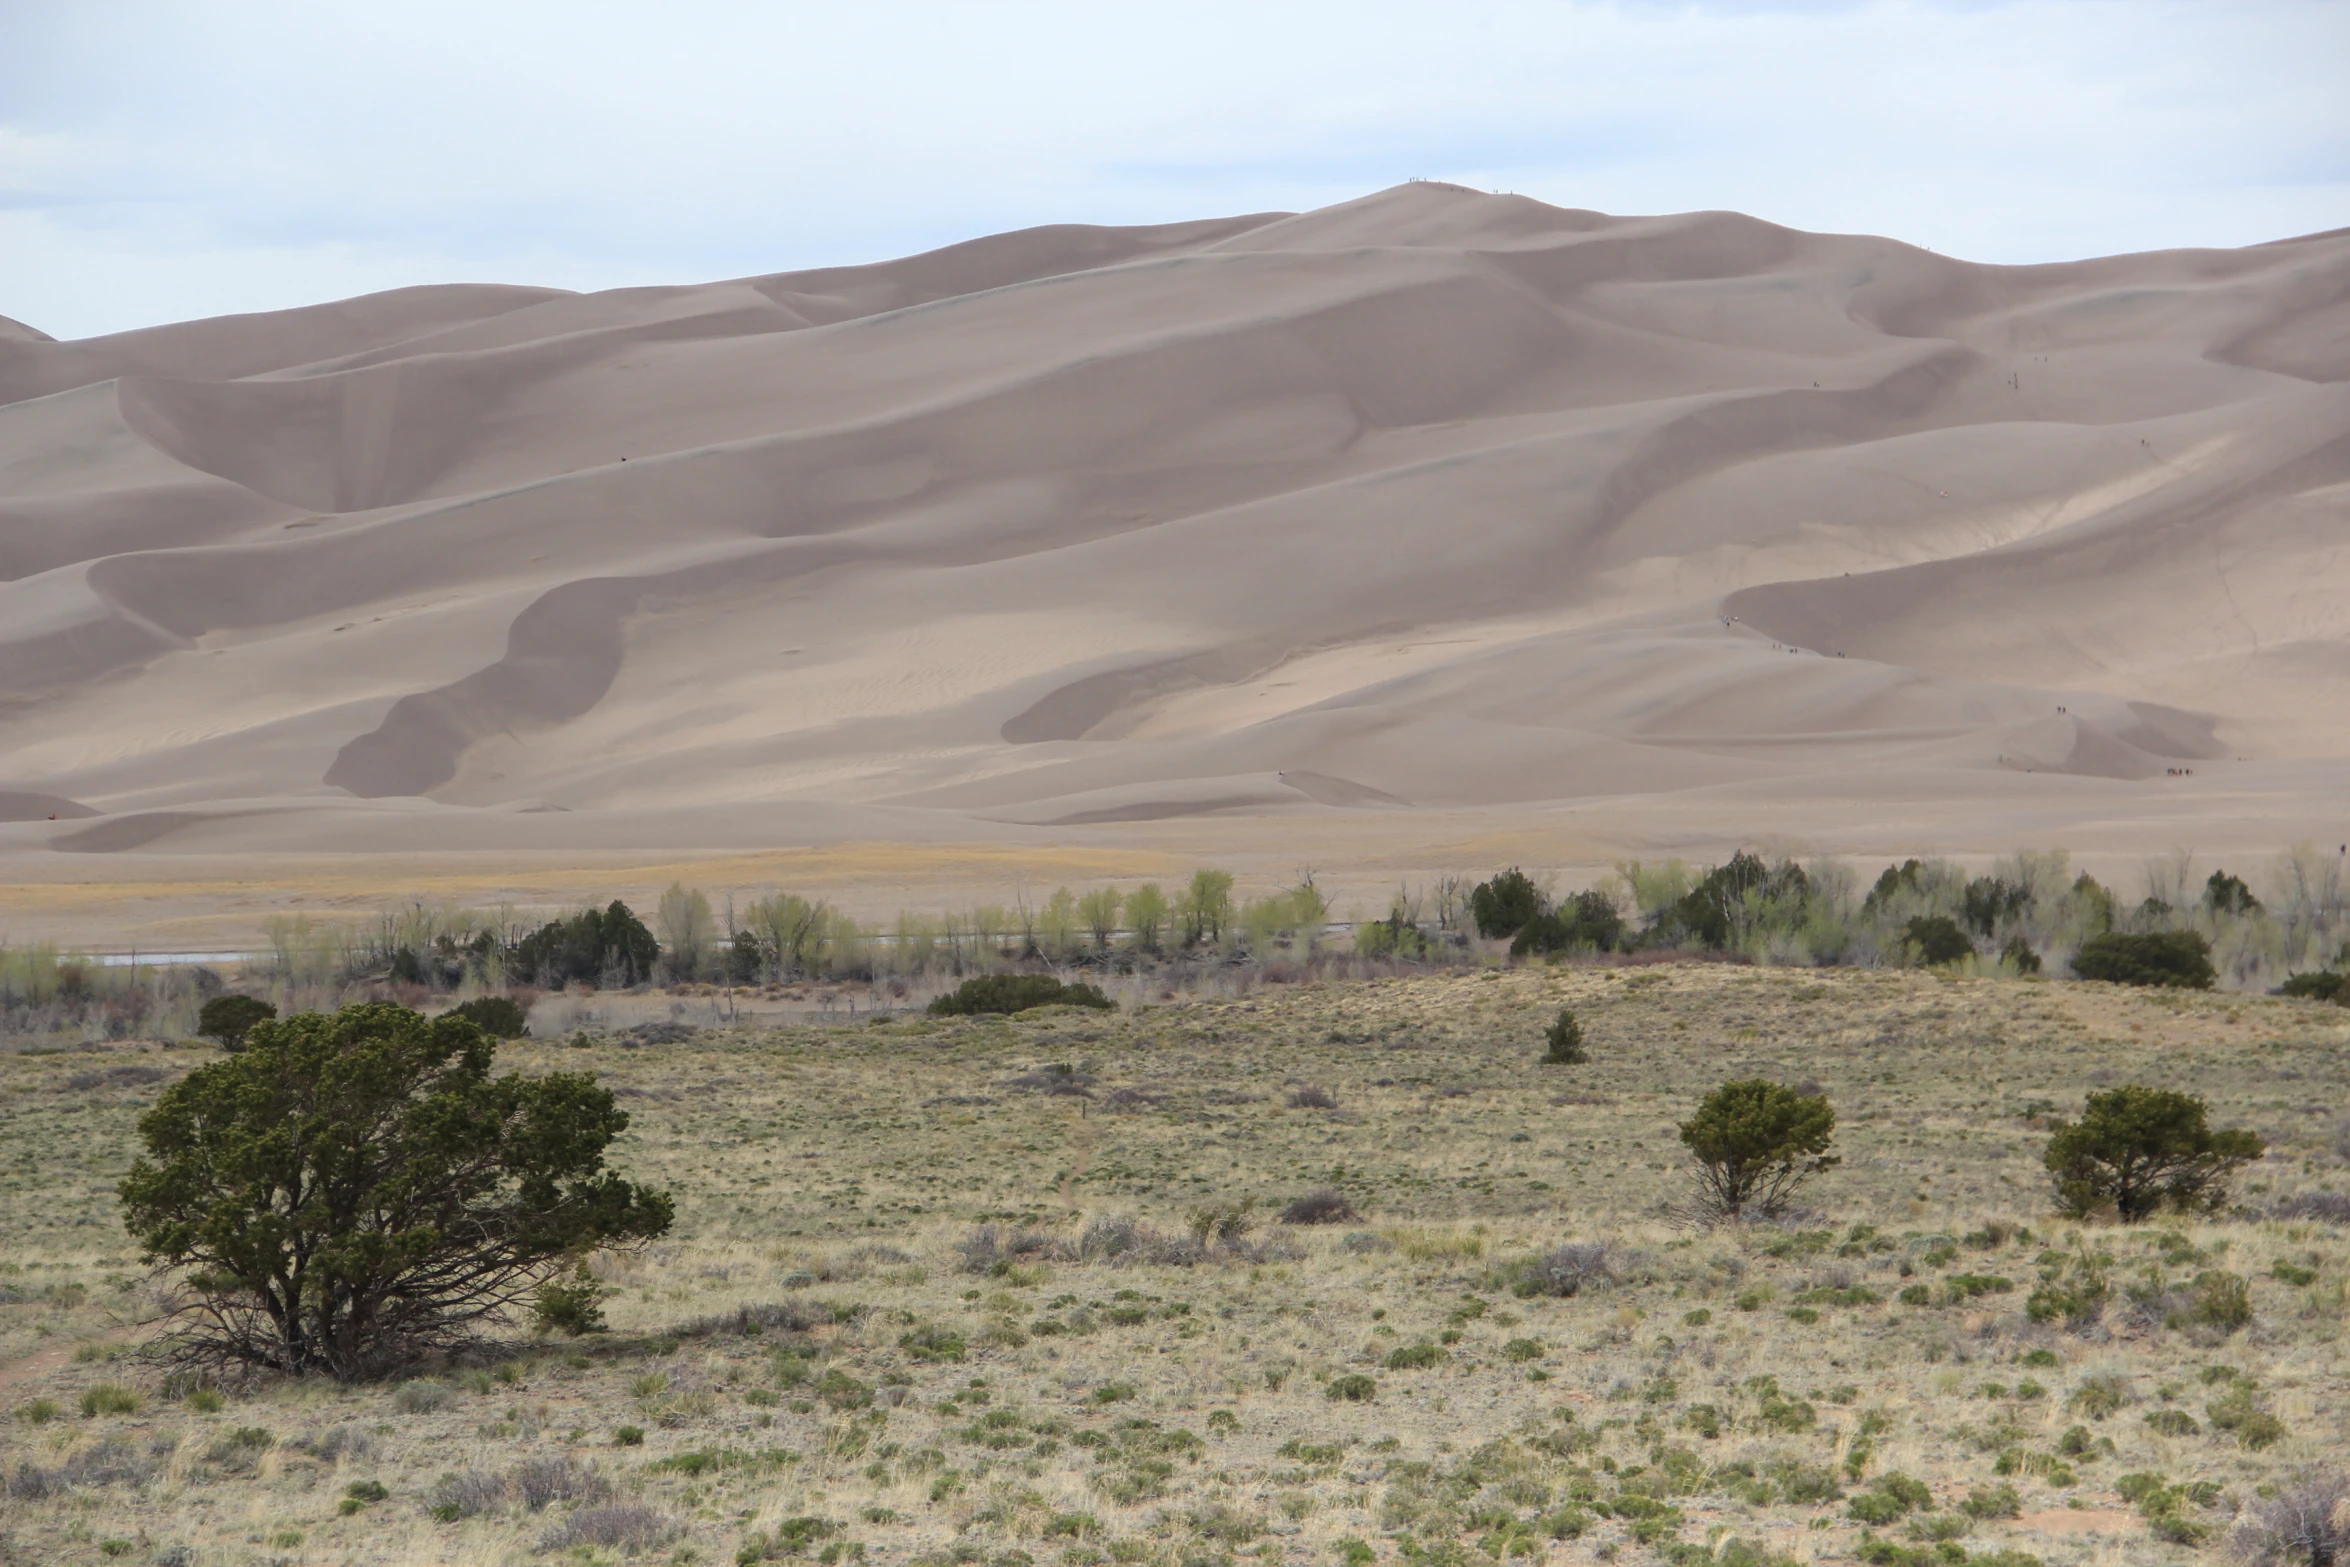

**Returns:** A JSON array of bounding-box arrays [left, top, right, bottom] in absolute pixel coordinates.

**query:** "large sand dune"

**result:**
[[4, 184, 2347, 924]]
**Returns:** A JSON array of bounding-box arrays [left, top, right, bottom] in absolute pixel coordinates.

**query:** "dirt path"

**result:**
[[0, 1318, 164, 1398]]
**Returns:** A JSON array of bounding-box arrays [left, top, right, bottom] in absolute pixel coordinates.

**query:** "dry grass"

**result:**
[[3, 964, 2346, 1566]]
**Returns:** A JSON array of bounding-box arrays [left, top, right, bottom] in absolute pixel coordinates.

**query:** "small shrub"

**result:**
[[531, 1262, 610, 1336], [899, 1325, 968, 1362], [540, 1503, 681, 1553], [1501, 1338, 1544, 1362], [1326, 1374, 1377, 1402], [338, 1477, 390, 1515], [2145, 1409, 2200, 1436], [1510, 1241, 1615, 1298], [1961, 1484, 2021, 1520], [2278, 970, 2347, 1003], [514, 1454, 609, 1511], [2067, 1374, 2130, 1420], [447, 995, 529, 1038], [428, 1467, 506, 1521], [2000, 937, 2042, 975], [927, 975, 1113, 1016], [394, 1381, 455, 1414], [2072, 931, 2215, 989], [2271, 1191, 2350, 1224], [1280, 1189, 1360, 1226], [2208, 1388, 2290, 1450], [196, 994, 275, 1050], [1383, 1342, 1445, 1371], [15, 1398, 60, 1425], [614, 1424, 645, 1446], [2177, 1270, 2253, 1331], [80, 1384, 139, 1417], [1541, 1008, 1588, 1065]]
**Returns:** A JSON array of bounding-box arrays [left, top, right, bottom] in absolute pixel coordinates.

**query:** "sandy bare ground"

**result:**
[[4, 185, 2347, 938]]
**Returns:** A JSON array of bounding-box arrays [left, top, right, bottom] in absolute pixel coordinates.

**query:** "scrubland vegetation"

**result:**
[[4, 847, 2345, 1054], [4, 952, 2348, 1567]]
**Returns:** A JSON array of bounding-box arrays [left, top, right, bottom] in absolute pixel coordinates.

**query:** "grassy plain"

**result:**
[[3, 963, 2347, 1567]]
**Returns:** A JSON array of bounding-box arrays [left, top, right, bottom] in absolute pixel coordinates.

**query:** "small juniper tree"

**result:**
[[1542, 1007, 1588, 1064], [195, 994, 276, 1051], [119, 1002, 671, 1378], [1678, 1079, 1839, 1221], [1904, 915, 1974, 967], [1470, 868, 1545, 940], [447, 995, 528, 1039], [2044, 1085, 2264, 1222], [2071, 930, 2216, 989]]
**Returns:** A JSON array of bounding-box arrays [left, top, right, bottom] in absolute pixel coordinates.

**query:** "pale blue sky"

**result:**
[[3, 0, 2344, 340]]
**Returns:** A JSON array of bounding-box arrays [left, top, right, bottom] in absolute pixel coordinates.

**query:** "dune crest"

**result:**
[[4, 185, 2346, 863]]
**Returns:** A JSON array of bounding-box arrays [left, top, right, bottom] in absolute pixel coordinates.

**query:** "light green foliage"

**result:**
[[1177, 869, 1235, 948], [1076, 888, 1123, 952], [1122, 884, 1169, 953], [1040, 888, 1081, 959]]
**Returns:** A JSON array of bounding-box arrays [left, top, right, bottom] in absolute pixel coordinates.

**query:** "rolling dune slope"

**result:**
[[3, 185, 2347, 867]]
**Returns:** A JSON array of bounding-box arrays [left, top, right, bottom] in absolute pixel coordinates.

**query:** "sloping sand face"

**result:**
[[3, 185, 2347, 931]]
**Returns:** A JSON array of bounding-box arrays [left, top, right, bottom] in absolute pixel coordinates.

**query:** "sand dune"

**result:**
[[3, 185, 2347, 902]]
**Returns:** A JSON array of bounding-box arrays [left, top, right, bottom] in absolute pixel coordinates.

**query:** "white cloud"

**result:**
[[1, 0, 2343, 339]]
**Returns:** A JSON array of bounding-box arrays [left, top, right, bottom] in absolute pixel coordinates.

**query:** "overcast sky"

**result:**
[[3, 1, 2344, 341]]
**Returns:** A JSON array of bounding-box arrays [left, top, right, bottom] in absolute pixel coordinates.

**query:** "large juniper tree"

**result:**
[[119, 1002, 671, 1379]]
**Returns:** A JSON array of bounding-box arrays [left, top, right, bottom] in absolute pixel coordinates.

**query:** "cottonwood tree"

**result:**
[[1678, 1078, 1839, 1221], [118, 1002, 671, 1379], [1178, 869, 1234, 947], [2044, 1085, 2264, 1222], [1076, 887, 1123, 953], [744, 893, 830, 980], [655, 883, 717, 983], [1123, 884, 1169, 953]]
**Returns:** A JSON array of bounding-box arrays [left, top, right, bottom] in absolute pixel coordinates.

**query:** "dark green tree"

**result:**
[[927, 974, 1114, 1016], [2043, 1085, 2264, 1222], [2070, 871, 2117, 933], [1862, 858, 1925, 914], [1677, 1079, 1839, 1220], [446, 995, 529, 1039], [1904, 914, 1975, 967], [2204, 870, 2261, 916], [2072, 930, 2215, 989], [510, 900, 660, 988], [1962, 876, 2029, 937], [1511, 889, 1624, 956], [1541, 1007, 1588, 1065], [1470, 868, 1545, 940], [196, 994, 276, 1051], [118, 1002, 671, 1378], [2277, 971, 2345, 1003]]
